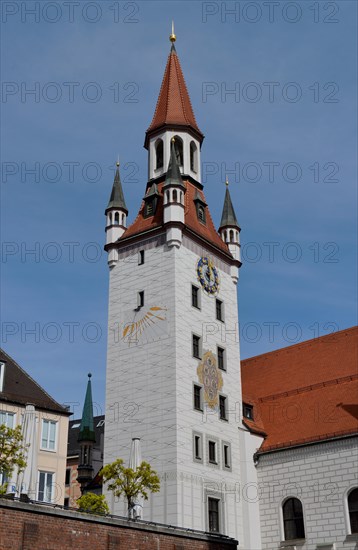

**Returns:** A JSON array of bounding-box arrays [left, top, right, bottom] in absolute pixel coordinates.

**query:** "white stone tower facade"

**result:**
[[104, 35, 245, 541]]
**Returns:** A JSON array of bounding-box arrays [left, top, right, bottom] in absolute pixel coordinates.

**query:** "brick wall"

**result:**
[[0, 499, 238, 550]]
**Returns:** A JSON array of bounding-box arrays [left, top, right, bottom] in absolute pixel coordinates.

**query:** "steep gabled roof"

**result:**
[[241, 327, 358, 453], [0, 348, 70, 415], [145, 44, 204, 147]]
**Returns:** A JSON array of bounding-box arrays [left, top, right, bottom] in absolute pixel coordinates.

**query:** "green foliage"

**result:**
[[0, 424, 28, 491], [77, 492, 109, 515], [101, 459, 160, 510]]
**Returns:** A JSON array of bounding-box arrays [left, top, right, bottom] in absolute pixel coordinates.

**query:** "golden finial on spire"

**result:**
[[116, 155, 120, 167], [170, 20, 176, 43], [225, 175, 229, 186]]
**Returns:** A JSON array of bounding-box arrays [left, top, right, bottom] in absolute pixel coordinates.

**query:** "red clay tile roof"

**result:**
[[145, 46, 204, 144], [119, 179, 231, 255], [241, 327, 358, 452]]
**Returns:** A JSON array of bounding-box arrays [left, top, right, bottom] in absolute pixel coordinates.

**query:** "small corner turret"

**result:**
[[105, 161, 128, 267], [219, 179, 241, 283], [163, 138, 186, 248]]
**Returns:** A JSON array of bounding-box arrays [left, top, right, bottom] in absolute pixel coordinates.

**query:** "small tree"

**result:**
[[77, 492, 109, 515], [101, 459, 160, 516], [0, 424, 27, 493]]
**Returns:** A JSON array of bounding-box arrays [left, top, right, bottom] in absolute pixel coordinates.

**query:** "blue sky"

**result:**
[[1, 1, 357, 416]]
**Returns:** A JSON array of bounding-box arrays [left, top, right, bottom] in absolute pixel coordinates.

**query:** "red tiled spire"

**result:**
[[145, 44, 204, 148]]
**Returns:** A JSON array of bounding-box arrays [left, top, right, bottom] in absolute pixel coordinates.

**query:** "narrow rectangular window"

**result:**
[[194, 435, 201, 460], [65, 468, 71, 486], [217, 347, 225, 371], [64, 497, 70, 507], [192, 335, 201, 359], [138, 250, 145, 265], [223, 444, 230, 468], [208, 498, 220, 532], [208, 441, 217, 464], [38, 471, 54, 503], [219, 395, 227, 421], [193, 385, 202, 411], [137, 291, 144, 308], [41, 419, 57, 451], [191, 285, 200, 309], [216, 299, 224, 322]]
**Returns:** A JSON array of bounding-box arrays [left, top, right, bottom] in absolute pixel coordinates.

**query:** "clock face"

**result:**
[[197, 256, 219, 295]]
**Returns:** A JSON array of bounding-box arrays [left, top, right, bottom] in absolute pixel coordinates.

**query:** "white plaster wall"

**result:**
[[239, 427, 264, 550], [104, 233, 244, 540], [256, 437, 358, 550], [148, 130, 201, 181]]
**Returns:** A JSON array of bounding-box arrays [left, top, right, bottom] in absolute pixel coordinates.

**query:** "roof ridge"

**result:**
[[0, 347, 68, 414], [261, 428, 358, 453], [241, 326, 358, 365], [258, 373, 358, 402]]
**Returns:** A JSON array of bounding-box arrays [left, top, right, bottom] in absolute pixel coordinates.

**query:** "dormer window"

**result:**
[[155, 139, 163, 170], [143, 183, 159, 218], [243, 403, 254, 420], [145, 201, 154, 217], [198, 206, 205, 223], [190, 141, 198, 173]]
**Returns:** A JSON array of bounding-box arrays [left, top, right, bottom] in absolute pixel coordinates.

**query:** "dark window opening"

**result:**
[[243, 403, 254, 420], [173, 189, 178, 202], [174, 136, 183, 167], [192, 285, 200, 309], [193, 385, 202, 411], [138, 250, 145, 265], [198, 206, 205, 223], [223, 445, 230, 468], [208, 498, 220, 532], [283, 498, 305, 540], [190, 141, 197, 172], [348, 488, 358, 534], [219, 396, 227, 421], [114, 212, 120, 225], [217, 347, 225, 371], [145, 201, 154, 217], [155, 139, 163, 170], [194, 435, 201, 460], [138, 291, 144, 308], [192, 335, 201, 359], [64, 497, 70, 507], [65, 469, 71, 486], [216, 299, 224, 322], [208, 441, 217, 464]]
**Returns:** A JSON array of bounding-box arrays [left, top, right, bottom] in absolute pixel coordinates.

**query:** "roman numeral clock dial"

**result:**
[[197, 256, 220, 295]]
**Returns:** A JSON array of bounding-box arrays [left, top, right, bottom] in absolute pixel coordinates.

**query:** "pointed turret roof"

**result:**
[[145, 42, 204, 148], [78, 373, 95, 443], [106, 163, 128, 213], [164, 138, 186, 189], [219, 186, 240, 229]]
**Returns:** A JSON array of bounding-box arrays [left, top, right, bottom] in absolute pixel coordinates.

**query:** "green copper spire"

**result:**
[[164, 138, 185, 189], [78, 373, 95, 442], [106, 162, 128, 213], [219, 183, 240, 229]]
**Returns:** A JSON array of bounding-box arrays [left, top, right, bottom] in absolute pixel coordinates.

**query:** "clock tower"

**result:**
[[104, 30, 244, 540]]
